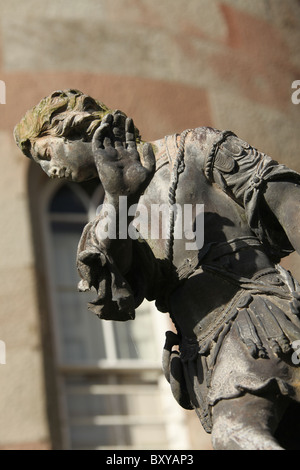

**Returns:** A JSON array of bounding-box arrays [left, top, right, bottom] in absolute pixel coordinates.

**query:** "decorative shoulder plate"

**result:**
[[214, 149, 236, 173]]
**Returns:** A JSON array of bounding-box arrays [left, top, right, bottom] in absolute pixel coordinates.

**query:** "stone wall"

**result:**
[[0, 0, 299, 449]]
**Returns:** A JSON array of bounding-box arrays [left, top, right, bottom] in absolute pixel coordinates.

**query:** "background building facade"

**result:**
[[0, 0, 299, 450]]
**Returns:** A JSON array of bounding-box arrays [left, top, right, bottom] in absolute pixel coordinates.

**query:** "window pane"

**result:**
[[50, 221, 106, 362], [65, 374, 168, 450], [49, 185, 86, 213], [55, 291, 107, 362], [50, 222, 84, 285], [113, 302, 159, 362]]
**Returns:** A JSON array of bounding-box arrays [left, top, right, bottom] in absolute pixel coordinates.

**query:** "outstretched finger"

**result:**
[[92, 122, 110, 153], [141, 143, 156, 174], [113, 113, 126, 149], [102, 114, 114, 148], [102, 113, 113, 125], [125, 118, 137, 150]]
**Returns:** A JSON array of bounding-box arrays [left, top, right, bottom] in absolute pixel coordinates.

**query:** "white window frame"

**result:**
[[39, 179, 190, 450]]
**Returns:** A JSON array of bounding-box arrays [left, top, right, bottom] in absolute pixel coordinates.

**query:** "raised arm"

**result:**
[[76, 113, 156, 321], [92, 112, 155, 273]]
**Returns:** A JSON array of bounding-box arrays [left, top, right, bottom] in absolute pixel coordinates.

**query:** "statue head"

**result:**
[[14, 89, 141, 182]]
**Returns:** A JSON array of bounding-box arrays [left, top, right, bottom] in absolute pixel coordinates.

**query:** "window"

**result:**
[[40, 179, 188, 450]]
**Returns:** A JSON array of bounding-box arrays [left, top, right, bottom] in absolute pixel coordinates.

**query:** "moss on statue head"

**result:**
[[14, 89, 141, 158]]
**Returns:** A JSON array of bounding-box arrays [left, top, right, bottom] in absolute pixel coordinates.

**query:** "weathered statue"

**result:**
[[14, 89, 300, 450]]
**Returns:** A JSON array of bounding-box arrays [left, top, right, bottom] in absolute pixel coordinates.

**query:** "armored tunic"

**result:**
[[77, 127, 300, 432]]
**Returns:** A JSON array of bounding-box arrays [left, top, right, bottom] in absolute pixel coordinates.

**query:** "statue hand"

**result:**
[[92, 113, 155, 204]]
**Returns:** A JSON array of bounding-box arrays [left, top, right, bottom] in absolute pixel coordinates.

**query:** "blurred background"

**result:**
[[0, 0, 299, 450]]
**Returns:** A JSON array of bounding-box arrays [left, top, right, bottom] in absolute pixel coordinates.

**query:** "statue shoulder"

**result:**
[[184, 127, 237, 180]]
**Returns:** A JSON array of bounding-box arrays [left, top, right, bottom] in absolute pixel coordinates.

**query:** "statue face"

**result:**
[[32, 136, 98, 182]]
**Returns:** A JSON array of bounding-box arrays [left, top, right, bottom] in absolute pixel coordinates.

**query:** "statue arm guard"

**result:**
[[205, 133, 300, 262]]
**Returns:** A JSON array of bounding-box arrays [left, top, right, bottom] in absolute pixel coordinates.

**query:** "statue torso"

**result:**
[[135, 130, 275, 336]]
